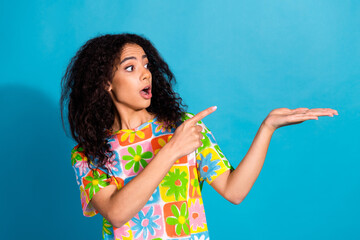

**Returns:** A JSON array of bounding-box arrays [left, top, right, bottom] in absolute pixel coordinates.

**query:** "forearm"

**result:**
[[92, 108, 216, 227], [225, 122, 274, 204], [105, 143, 177, 227]]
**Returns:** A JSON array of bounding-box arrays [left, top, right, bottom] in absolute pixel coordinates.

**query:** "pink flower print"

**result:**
[[114, 223, 131, 238], [80, 186, 87, 207], [108, 136, 120, 151], [132, 206, 161, 239], [75, 160, 89, 176], [105, 160, 118, 172], [80, 186, 96, 217], [189, 199, 206, 231]]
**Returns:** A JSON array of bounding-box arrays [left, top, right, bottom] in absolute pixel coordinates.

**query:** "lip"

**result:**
[[140, 84, 151, 93], [142, 84, 151, 90], [139, 85, 152, 99]]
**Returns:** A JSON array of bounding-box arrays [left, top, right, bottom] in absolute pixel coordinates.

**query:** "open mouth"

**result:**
[[140, 86, 152, 99], [141, 86, 151, 95]]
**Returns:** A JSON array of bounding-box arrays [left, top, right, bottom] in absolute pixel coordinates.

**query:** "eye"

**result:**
[[144, 63, 149, 69], [125, 65, 134, 72]]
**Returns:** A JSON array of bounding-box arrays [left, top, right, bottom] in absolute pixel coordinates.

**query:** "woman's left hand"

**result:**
[[263, 108, 338, 132]]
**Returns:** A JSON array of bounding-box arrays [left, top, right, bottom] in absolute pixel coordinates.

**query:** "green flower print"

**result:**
[[166, 203, 190, 235], [122, 145, 153, 173], [181, 113, 206, 126], [161, 168, 188, 201], [181, 112, 212, 152], [181, 113, 192, 121], [214, 145, 233, 170], [214, 145, 224, 158], [71, 146, 84, 165], [197, 133, 211, 153], [84, 170, 109, 199], [102, 218, 113, 239]]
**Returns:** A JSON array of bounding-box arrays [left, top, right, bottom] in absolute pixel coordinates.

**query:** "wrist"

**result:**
[[261, 119, 276, 135], [160, 141, 179, 163]]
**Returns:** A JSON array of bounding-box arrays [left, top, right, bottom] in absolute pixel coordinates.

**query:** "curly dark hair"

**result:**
[[60, 33, 187, 169]]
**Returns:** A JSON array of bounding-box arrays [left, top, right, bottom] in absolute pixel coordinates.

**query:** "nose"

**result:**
[[141, 66, 151, 82]]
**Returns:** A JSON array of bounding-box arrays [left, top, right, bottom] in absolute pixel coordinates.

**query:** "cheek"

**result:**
[[111, 80, 138, 102]]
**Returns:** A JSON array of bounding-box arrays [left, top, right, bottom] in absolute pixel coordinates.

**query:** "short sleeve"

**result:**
[[71, 145, 122, 217], [182, 112, 234, 185]]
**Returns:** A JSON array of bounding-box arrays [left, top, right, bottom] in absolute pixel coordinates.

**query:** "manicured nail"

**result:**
[[212, 106, 217, 110]]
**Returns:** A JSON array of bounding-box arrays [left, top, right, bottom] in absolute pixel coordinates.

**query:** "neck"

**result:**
[[111, 107, 154, 131]]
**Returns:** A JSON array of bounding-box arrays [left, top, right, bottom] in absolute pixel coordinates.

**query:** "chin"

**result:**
[[145, 103, 152, 110], [135, 100, 151, 111]]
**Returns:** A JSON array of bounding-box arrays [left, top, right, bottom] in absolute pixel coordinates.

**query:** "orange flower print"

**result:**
[[121, 129, 145, 143], [117, 125, 152, 146], [152, 135, 187, 164], [154, 135, 172, 155]]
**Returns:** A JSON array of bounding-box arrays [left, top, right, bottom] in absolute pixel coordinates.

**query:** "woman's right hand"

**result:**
[[90, 106, 217, 228], [166, 106, 217, 160]]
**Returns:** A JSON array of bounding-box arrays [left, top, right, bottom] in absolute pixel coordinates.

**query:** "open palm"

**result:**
[[264, 108, 338, 131]]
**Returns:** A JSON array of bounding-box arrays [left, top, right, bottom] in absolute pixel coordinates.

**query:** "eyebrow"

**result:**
[[119, 54, 148, 65]]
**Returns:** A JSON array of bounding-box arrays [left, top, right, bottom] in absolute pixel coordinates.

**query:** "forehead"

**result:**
[[120, 43, 146, 59]]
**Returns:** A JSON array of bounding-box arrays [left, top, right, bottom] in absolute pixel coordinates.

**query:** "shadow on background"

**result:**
[[0, 84, 102, 239]]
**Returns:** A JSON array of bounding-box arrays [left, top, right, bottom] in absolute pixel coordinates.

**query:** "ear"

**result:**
[[105, 81, 112, 92]]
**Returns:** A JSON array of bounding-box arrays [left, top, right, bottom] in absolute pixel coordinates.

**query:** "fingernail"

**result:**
[[212, 106, 217, 110]]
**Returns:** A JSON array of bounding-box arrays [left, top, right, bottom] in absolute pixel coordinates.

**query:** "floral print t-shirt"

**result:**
[[71, 113, 233, 240]]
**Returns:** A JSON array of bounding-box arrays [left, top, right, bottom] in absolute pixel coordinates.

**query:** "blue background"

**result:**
[[1, 1, 359, 239]]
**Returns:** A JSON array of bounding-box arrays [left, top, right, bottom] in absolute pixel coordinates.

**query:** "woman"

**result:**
[[61, 33, 337, 240]]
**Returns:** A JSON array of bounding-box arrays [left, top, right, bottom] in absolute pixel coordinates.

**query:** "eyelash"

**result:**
[[125, 63, 149, 72]]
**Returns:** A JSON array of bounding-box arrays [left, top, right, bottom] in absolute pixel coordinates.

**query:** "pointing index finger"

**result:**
[[187, 106, 217, 125]]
